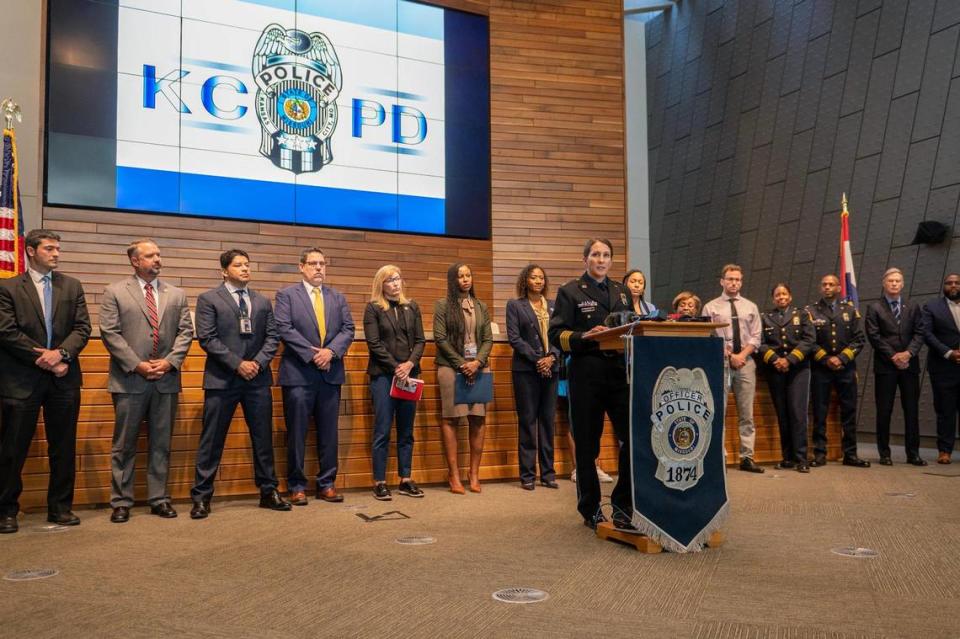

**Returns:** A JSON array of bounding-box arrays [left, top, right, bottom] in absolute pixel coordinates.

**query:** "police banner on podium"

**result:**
[[627, 334, 729, 553]]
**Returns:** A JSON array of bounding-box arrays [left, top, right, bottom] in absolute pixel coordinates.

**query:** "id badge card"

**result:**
[[239, 317, 253, 335], [464, 343, 478, 359]]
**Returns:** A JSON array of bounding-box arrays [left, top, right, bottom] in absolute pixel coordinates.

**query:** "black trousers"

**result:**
[[0, 376, 80, 517], [766, 365, 810, 464], [191, 385, 278, 501], [567, 353, 631, 522], [929, 374, 960, 454], [811, 365, 859, 458], [874, 369, 920, 459], [512, 370, 557, 483]]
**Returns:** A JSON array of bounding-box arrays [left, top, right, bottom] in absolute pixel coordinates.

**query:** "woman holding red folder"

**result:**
[[434, 263, 493, 494], [363, 265, 426, 501]]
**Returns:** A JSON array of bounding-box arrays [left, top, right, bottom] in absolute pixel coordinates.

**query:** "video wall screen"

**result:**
[[45, 0, 491, 239]]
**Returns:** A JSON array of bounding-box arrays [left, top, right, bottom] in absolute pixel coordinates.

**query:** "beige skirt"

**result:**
[[437, 365, 489, 420]]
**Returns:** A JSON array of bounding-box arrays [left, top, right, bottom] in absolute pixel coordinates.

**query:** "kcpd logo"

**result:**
[[253, 24, 342, 174]]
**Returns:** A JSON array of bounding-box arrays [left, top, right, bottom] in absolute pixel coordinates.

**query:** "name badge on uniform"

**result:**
[[792, 316, 800, 326], [464, 343, 478, 360], [842, 312, 850, 322], [239, 317, 253, 335]]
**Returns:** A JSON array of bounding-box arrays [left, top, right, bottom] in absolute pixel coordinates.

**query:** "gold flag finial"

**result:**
[[0, 98, 21, 130], [841, 192, 848, 214]]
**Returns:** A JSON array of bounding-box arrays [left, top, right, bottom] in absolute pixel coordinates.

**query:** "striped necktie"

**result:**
[[891, 300, 901, 322], [144, 282, 160, 357]]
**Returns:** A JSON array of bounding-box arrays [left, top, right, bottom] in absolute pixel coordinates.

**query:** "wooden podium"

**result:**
[[587, 320, 729, 553], [587, 320, 727, 350]]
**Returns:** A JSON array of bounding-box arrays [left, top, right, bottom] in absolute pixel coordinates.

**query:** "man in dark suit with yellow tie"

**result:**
[[0, 229, 91, 533], [189, 249, 291, 518], [275, 247, 354, 505]]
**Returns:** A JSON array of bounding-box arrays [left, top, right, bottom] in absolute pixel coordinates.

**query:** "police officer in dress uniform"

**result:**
[[807, 274, 870, 468], [758, 283, 815, 473], [548, 238, 634, 531]]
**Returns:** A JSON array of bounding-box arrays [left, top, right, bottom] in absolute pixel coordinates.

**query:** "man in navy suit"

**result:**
[[922, 273, 960, 464], [0, 229, 91, 533], [189, 249, 291, 518], [864, 268, 926, 466], [275, 248, 355, 504]]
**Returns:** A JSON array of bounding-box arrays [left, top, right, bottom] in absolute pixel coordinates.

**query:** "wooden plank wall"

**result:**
[[23, 1, 841, 509]]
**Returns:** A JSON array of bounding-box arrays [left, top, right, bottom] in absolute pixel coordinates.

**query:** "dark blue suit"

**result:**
[[192, 284, 279, 501], [921, 297, 960, 454], [506, 298, 560, 483], [275, 282, 354, 492]]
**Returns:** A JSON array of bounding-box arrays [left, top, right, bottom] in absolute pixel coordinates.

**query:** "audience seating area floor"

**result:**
[[1, 446, 958, 638]]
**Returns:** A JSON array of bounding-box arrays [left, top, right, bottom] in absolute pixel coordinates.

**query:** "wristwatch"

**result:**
[[58, 348, 72, 363]]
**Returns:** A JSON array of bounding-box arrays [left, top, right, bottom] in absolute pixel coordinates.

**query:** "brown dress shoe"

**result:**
[[317, 487, 344, 503], [448, 475, 465, 494], [937, 451, 952, 465], [289, 491, 308, 506]]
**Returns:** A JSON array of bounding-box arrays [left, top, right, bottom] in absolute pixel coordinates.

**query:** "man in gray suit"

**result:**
[[189, 249, 291, 518], [100, 239, 193, 523]]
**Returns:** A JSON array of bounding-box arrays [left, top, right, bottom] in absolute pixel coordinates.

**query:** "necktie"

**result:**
[[41, 274, 53, 348], [312, 287, 326, 344], [144, 282, 160, 358], [237, 289, 248, 317], [891, 300, 901, 322], [729, 299, 742, 354]]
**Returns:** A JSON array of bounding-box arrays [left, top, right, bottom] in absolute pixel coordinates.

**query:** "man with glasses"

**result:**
[[703, 264, 764, 473], [189, 249, 291, 519], [275, 248, 355, 505]]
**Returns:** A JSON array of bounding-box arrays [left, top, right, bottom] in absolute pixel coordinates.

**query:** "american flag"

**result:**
[[0, 127, 24, 278], [839, 193, 858, 308]]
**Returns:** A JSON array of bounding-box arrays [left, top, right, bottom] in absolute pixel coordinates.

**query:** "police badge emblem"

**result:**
[[253, 24, 342, 174], [650, 367, 714, 491]]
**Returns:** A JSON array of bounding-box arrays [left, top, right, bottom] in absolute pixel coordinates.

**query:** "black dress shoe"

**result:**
[[521, 481, 535, 491], [190, 501, 210, 519], [739, 457, 765, 473], [47, 511, 80, 526], [796, 462, 810, 473], [879, 456, 893, 466], [842, 456, 871, 468], [774, 460, 795, 470], [809, 456, 827, 467], [0, 515, 18, 534], [583, 513, 607, 531], [110, 507, 130, 523], [907, 457, 928, 466], [540, 479, 559, 489], [150, 502, 178, 518], [612, 516, 640, 533], [259, 490, 292, 510]]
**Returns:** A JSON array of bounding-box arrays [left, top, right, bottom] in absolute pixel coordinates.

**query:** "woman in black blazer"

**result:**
[[363, 265, 426, 501], [505, 264, 561, 490]]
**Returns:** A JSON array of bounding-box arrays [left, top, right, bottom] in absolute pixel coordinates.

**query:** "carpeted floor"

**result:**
[[1, 446, 958, 638]]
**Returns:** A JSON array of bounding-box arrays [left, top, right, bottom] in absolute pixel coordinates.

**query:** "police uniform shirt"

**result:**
[[548, 274, 630, 354], [807, 298, 865, 365], [758, 306, 815, 366]]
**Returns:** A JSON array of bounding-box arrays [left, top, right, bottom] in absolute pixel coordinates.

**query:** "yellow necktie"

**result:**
[[312, 287, 326, 344]]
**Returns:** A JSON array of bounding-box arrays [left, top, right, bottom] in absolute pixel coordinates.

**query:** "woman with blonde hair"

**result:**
[[363, 265, 426, 500]]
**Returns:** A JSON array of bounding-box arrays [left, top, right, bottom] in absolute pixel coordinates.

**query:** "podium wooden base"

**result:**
[[596, 522, 725, 553]]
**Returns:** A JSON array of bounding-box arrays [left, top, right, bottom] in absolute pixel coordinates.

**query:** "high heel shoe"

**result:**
[[468, 474, 481, 493], [448, 475, 466, 494]]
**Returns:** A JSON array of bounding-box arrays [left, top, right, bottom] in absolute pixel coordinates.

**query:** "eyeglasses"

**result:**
[[303, 261, 326, 268], [385, 276, 402, 284]]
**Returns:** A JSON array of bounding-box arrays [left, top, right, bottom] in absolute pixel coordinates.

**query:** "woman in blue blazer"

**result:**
[[506, 264, 561, 490]]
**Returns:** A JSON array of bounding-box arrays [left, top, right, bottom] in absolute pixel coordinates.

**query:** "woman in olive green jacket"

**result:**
[[434, 262, 493, 494]]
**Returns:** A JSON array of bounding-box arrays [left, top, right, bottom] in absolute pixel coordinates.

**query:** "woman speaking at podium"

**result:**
[[548, 238, 634, 531]]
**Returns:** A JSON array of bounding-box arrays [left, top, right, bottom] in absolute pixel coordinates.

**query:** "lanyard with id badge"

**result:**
[[237, 290, 253, 335], [464, 343, 478, 360]]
